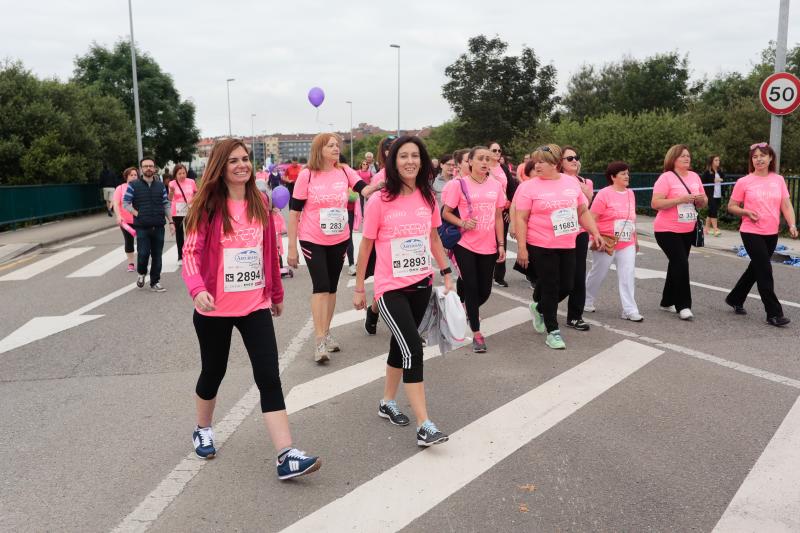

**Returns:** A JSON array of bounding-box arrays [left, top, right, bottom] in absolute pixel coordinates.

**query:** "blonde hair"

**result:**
[[663, 144, 691, 172], [531, 144, 561, 166], [307, 133, 343, 171]]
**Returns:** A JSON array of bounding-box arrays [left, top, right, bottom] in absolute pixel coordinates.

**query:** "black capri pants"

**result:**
[[529, 244, 576, 333], [299, 239, 348, 293], [120, 226, 135, 254], [193, 308, 285, 413], [376, 276, 432, 384]]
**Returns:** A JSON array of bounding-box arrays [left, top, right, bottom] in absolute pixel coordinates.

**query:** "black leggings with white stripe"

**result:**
[[376, 276, 432, 384]]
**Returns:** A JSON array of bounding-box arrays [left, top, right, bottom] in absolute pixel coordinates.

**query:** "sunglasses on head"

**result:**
[[387, 135, 397, 140], [535, 146, 552, 153], [750, 142, 768, 150], [562, 155, 580, 162]]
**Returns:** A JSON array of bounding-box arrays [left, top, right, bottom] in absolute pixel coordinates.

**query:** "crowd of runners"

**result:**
[[111, 133, 797, 480]]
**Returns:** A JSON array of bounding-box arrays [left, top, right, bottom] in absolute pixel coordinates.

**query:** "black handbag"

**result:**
[[672, 171, 704, 248]]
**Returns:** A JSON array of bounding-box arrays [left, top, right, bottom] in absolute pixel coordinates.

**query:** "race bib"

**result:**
[[223, 247, 264, 292], [175, 202, 188, 216], [390, 236, 431, 278], [551, 208, 579, 237], [614, 219, 635, 243], [320, 208, 347, 235], [677, 203, 697, 223]]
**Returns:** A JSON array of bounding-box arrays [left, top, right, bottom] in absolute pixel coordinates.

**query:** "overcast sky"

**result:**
[[2, 0, 796, 138]]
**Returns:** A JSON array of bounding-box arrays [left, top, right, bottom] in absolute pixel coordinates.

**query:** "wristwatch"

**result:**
[[440, 267, 452, 276]]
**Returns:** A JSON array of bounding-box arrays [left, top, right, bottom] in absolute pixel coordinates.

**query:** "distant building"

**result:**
[[276, 134, 314, 162]]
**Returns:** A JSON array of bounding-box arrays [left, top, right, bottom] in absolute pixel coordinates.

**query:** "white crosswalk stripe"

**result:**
[[67, 247, 126, 277], [0, 247, 93, 281]]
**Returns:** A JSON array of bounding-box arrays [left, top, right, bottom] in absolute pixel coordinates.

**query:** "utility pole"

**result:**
[[127, 0, 143, 163], [769, 0, 791, 171], [390, 44, 400, 137], [226, 78, 235, 136]]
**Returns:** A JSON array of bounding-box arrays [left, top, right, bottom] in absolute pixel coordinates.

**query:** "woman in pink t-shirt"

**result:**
[[114, 167, 139, 272], [287, 133, 368, 363], [650, 144, 707, 320], [442, 146, 506, 353], [353, 136, 453, 447], [584, 161, 643, 322], [168, 163, 197, 264], [725, 143, 797, 326], [559, 146, 594, 332], [487, 141, 509, 192], [181, 138, 320, 479], [514, 144, 602, 350]]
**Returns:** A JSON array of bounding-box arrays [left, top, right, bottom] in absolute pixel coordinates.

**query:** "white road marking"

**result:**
[[281, 340, 663, 532], [51, 226, 118, 249], [111, 309, 363, 533], [713, 394, 800, 532], [284, 307, 528, 414], [689, 280, 800, 309], [492, 288, 800, 391], [67, 247, 126, 277], [160, 245, 181, 273], [0, 247, 93, 281]]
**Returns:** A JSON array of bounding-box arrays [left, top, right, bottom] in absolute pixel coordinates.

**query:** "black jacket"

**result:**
[[126, 179, 169, 227]]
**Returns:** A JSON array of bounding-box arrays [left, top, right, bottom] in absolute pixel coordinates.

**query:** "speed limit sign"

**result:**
[[760, 72, 800, 115]]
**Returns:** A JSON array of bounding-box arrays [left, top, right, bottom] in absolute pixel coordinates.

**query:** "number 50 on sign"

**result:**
[[760, 72, 800, 116]]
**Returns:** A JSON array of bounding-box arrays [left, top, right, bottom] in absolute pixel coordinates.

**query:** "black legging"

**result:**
[[454, 244, 498, 332], [376, 278, 432, 383], [299, 239, 348, 293], [529, 244, 576, 333], [728, 232, 783, 318], [654, 231, 694, 311], [174, 216, 185, 260], [193, 308, 285, 413], [567, 232, 589, 321], [493, 217, 510, 282]]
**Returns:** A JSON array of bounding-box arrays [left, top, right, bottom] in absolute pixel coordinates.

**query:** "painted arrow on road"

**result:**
[[0, 283, 137, 355]]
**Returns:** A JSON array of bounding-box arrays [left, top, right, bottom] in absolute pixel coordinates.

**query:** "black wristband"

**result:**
[[440, 267, 452, 276]]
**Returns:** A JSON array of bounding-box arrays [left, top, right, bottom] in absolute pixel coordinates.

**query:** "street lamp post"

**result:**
[[346, 100, 353, 166], [390, 44, 400, 137], [769, 0, 791, 171], [251, 113, 256, 167], [127, 0, 143, 162], [226, 78, 235, 136]]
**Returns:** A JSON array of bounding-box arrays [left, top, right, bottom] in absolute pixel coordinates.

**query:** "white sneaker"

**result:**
[[584, 303, 596, 312], [314, 341, 330, 363], [679, 308, 694, 320], [325, 332, 340, 352], [177, 259, 183, 266], [621, 312, 644, 322], [659, 305, 676, 313], [348, 264, 357, 276]]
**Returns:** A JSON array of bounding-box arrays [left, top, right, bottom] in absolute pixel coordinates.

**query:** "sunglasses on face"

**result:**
[[490, 148, 502, 153], [562, 155, 580, 162], [750, 142, 768, 150]]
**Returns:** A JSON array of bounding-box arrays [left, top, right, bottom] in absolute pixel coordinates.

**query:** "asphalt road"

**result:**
[[1, 226, 799, 532]]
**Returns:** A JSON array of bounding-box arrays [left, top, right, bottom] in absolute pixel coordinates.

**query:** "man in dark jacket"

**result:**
[[123, 156, 175, 292]]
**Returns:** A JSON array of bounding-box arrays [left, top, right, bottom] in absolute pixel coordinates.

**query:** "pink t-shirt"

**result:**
[[442, 177, 506, 255], [114, 183, 133, 225], [590, 186, 637, 250], [566, 175, 593, 234], [730, 173, 790, 235], [489, 165, 508, 192], [363, 189, 441, 300], [199, 200, 270, 317], [357, 169, 372, 185], [514, 174, 588, 249], [652, 171, 704, 233], [292, 166, 363, 245], [169, 178, 197, 217]]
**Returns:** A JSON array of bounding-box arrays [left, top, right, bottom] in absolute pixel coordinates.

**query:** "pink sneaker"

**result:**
[[127, 263, 135, 272]]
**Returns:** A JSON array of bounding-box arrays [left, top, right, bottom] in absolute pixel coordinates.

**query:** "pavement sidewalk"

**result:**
[[0, 212, 117, 264]]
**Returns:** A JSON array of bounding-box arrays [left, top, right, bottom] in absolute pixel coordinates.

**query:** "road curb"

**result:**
[[0, 220, 117, 266]]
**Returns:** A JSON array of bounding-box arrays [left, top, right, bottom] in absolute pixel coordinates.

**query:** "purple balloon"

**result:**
[[307, 87, 325, 108], [271, 185, 290, 209]]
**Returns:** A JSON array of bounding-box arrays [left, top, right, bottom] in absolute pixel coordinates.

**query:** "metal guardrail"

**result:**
[[0, 184, 104, 227]]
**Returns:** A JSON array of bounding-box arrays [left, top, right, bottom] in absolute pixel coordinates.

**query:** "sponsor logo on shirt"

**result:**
[[400, 238, 426, 252], [386, 222, 430, 238], [415, 207, 430, 218], [221, 226, 261, 244], [563, 188, 579, 197], [486, 190, 498, 199], [384, 210, 408, 221], [542, 199, 576, 209], [233, 249, 260, 267], [309, 190, 347, 204], [331, 181, 347, 191]]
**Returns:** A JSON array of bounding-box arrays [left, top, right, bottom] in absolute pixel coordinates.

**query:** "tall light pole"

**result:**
[[769, 0, 791, 171], [127, 0, 143, 162], [346, 100, 354, 165], [226, 78, 235, 136], [251, 113, 256, 166], [390, 44, 400, 137]]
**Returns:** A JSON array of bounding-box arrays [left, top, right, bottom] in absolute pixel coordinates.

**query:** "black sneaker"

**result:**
[[378, 400, 410, 426], [767, 316, 791, 327], [416, 421, 449, 447], [136, 274, 145, 288], [566, 318, 590, 331], [364, 306, 378, 335], [493, 278, 509, 288]]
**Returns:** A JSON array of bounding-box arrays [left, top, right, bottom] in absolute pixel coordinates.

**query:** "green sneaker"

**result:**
[[529, 302, 545, 334], [545, 329, 566, 350]]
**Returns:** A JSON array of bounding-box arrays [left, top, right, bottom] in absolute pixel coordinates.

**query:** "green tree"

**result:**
[[442, 35, 558, 148], [0, 60, 135, 184], [562, 53, 699, 122], [350, 133, 385, 166], [73, 40, 199, 165], [423, 120, 463, 159]]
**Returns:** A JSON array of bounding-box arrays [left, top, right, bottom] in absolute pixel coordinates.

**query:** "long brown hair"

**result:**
[[185, 138, 270, 235]]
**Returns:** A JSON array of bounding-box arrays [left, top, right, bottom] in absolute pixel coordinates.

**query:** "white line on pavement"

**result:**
[[160, 245, 180, 273], [51, 226, 118, 249], [281, 340, 663, 533], [713, 394, 800, 532], [67, 247, 126, 277], [492, 288, 800, 391], [689, 280, 800, 309], [111, 309, 362, 533], [0, 247, 93, 281]]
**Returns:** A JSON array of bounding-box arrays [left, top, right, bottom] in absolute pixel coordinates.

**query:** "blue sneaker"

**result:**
[[529, 302, 545, 334], [192, 426, 216, 459], [416, 420, 449, 447], [276, 448, 321, 480]]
